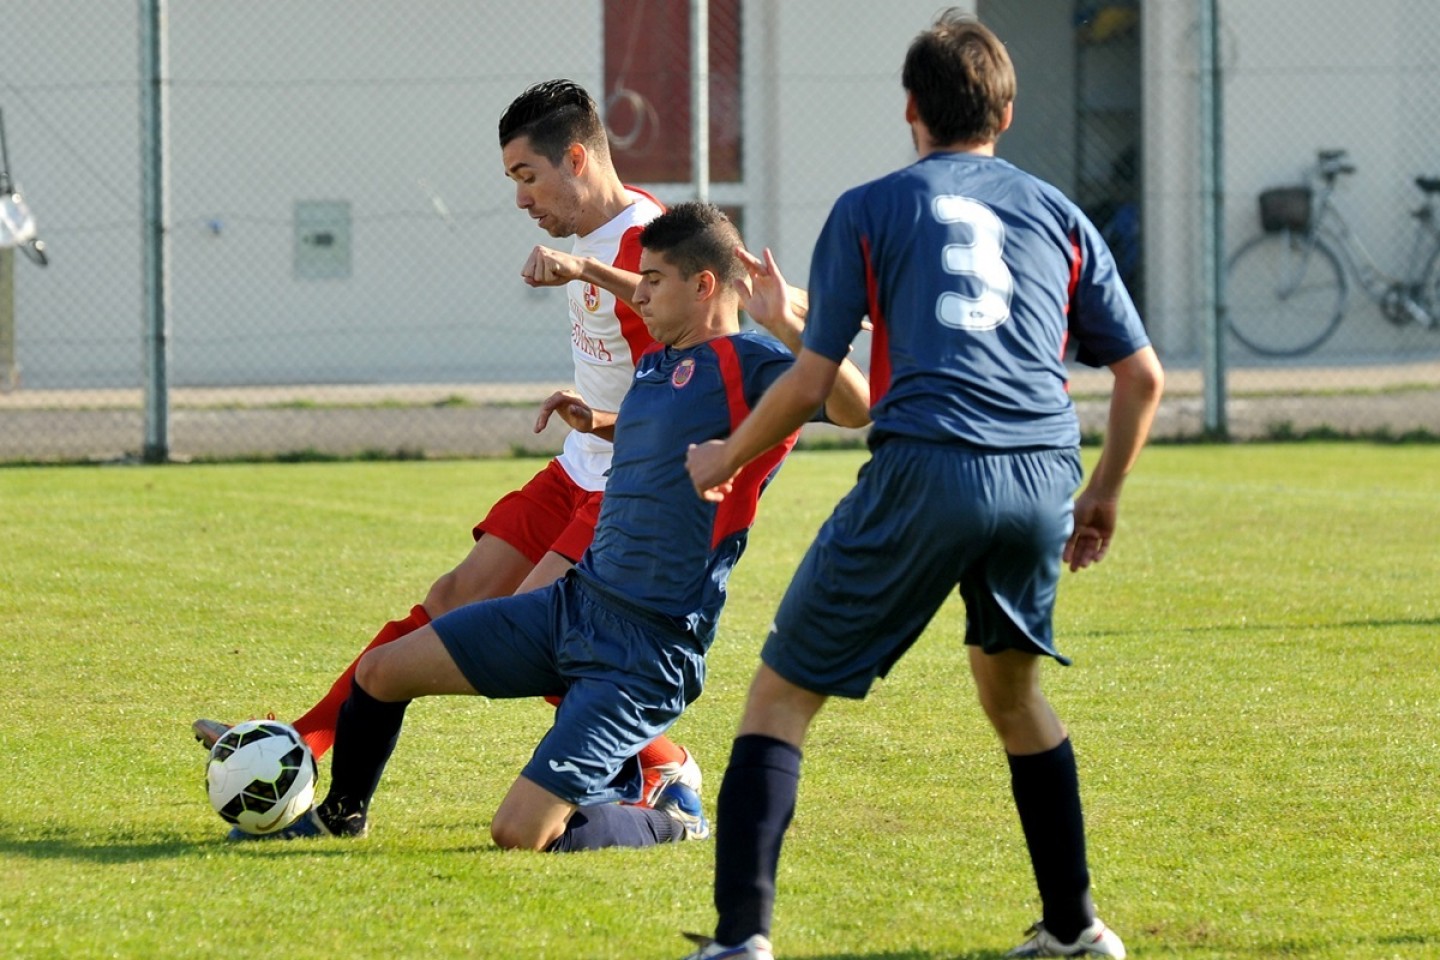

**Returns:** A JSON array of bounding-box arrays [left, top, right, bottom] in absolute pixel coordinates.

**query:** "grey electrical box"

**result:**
[[293, 200, 352, 279]]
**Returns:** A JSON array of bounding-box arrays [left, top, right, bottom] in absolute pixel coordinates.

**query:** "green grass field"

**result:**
[[2, 445, 1437, 959]]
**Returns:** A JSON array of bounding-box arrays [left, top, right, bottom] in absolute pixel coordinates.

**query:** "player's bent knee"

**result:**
[[353, 645, 404, 702], [422, 569, 464, 617], [489, 815, 559, 852]]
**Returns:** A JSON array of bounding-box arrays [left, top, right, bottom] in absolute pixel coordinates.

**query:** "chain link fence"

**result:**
[[2, 0, 1438, 463]]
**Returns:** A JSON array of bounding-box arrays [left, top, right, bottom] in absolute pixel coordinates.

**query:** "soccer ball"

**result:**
[[206, 719, 316, 835]]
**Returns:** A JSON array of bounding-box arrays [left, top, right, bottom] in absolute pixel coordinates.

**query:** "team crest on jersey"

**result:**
[[583, 282, 601, 312], [671, 358, 696, 388]]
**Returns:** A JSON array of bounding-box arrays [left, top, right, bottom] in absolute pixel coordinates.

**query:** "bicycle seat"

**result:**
[[1415, 176, 1440, 194]]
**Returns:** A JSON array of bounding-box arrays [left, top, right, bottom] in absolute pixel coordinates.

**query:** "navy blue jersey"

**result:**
[[575, 331, 798, 645], [801, 152, 1149, 450]]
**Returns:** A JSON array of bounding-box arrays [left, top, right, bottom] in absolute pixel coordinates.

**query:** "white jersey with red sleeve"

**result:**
[[556, 187, 664, 491]]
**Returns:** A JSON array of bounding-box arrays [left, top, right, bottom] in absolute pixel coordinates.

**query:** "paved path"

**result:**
[[3, 362, 1438, 462]]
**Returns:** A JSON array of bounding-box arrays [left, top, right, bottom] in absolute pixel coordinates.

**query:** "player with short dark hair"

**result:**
[[238, 202, 871, 851], [195, 80, 701, 809], [683, 10, 1163, 959], [498, 77, 611, 168]]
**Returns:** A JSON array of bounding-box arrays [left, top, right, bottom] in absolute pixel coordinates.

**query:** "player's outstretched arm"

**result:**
[[735, 247, 870, 429], [1064, 344, 1163, 571], [534, 389, 618, 442], [521, 245, 641, 306]]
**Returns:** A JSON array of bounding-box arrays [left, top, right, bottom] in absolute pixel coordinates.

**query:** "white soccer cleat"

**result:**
[[643, 746, 703, 807], [678, 932, 774, 960], [1006, 919, 1126, 958], [654, 782, 710, 841]]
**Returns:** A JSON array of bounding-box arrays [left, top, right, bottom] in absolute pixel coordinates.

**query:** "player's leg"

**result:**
[[963, 449, 1123, 957], [704, 439, 979, 953], [501, 580, 707, 853], [513, 547, 579, 595], [421, 531, 535, 614], [973, 644, 1112, 957], [295, 624, 479, 835], [273, 461, 573, 756], [489, 774, 695, 852], [707, 664, 825, 947], [294, 585, 568, 839], [283, 603, 431, 756], [277, 533, 533, 757], [489, 775, 578, 850], [528, 490, 701, 806], [969, 647, 1065, 754]]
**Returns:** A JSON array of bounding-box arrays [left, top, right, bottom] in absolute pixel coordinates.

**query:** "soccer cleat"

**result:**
[[192, 718, 232, 751], [678, 932, 774, 960], [654, 782, 710, 841], [194, 712, 278, 751], [225, 806, 367, 842], [642, 746, 703, 807], [1006, 919, 1127, 958]]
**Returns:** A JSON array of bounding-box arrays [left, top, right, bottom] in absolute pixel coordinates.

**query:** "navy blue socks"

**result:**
[[1008, 738, 1095, 943], [546, 803, 680, 851], [319, 680, 410, 828], [712, 733, 803, 945]]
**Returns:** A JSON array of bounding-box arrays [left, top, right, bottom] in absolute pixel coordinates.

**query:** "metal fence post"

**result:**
[[139, 0, 171, 462], [0, 248, 15, 391], [1198, 0, 1228, 436], [691, 0, 710, 203]]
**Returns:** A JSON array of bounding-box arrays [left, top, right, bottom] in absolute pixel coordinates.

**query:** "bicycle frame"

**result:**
[[1308, 161, 1440, 320]]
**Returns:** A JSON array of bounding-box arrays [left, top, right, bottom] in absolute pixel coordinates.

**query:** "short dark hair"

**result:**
[[498, 79, 610, 165], [902, 10, 1015, 146], [639, 202, 744, 285]]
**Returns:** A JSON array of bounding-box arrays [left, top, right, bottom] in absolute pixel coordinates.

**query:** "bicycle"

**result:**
[[1226, 148, 1440, 357]]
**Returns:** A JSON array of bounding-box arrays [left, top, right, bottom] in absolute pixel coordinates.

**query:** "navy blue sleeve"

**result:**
[[801, 189, 873, 364], [1067, 213, 1149, 368]]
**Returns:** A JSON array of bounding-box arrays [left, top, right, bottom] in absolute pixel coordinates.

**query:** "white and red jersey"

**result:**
[[556, 187, 664, 491]]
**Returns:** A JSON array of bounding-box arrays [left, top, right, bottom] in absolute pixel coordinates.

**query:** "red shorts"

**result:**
[[472, 459, 604, 565]]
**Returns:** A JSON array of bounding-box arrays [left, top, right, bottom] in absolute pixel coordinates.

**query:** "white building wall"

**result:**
[[9, 0, 1440, 390]]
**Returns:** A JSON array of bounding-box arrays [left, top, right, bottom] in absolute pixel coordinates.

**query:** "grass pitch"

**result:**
[[1, 445, 1437, 959]]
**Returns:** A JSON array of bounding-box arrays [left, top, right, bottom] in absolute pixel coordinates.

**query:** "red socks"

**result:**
[[292, 604, 431, 758]]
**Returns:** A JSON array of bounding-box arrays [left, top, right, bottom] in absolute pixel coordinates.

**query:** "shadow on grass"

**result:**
[[769, 953, 1008, 960], [1070, 615, 1440, 639], [726, 929, 1439, 959], [0, 822, 377, 863], [0, 825, 195, 863], [1129, 926, 1440, 956]]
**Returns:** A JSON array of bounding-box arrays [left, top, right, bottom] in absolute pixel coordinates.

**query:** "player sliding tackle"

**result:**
[[235, 202, 871, 850], [194, 80, 704, 809]]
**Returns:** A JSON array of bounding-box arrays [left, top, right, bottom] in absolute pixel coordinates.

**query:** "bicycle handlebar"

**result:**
[[1315, 149, 1356, 180]]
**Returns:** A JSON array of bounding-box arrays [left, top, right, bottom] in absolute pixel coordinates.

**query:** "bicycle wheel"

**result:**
[[1227, 231, 1347, 357], [1418, 243, 1440, 327]]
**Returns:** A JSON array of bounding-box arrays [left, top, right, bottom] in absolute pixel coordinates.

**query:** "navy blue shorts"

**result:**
[[430, 574, 705, 805], [762, 439, 1082, 699]]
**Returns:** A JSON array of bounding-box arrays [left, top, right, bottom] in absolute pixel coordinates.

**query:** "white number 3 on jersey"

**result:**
[[933, 195, 1013, 332]]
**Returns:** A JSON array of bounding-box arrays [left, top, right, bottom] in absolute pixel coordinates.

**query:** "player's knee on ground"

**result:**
[[489, 809, 562, 852]]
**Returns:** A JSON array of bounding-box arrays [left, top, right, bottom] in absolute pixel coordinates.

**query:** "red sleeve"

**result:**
[[614, 226, 658, 369], [707, 337, 800, 549]]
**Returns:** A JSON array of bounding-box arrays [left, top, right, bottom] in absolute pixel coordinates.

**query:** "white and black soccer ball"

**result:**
[[206, 719, 316, 835]]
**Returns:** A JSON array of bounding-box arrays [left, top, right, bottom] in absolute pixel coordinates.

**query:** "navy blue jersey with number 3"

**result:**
[[801, 151, 1149, 450]]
